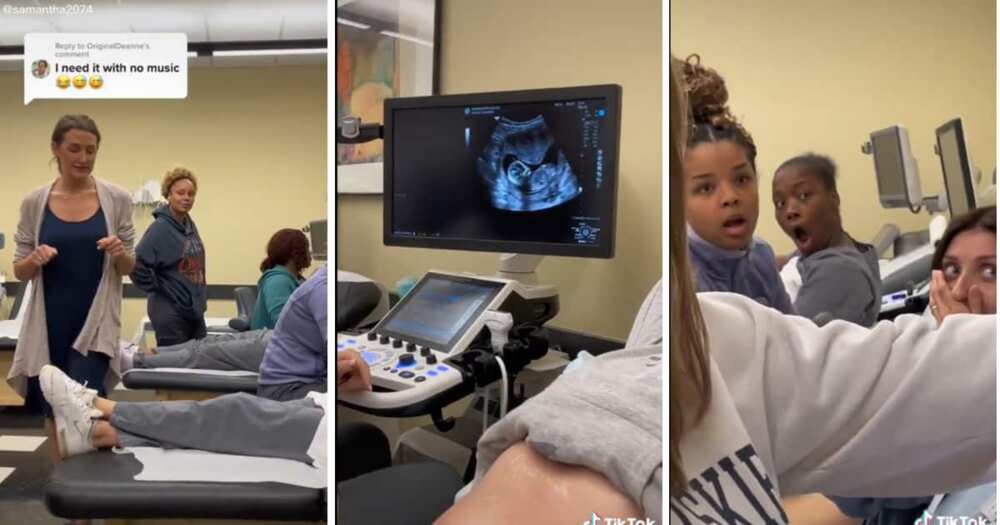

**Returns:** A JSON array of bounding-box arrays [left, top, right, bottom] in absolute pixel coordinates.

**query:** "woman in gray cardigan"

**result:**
[[9, 114, 135, 462]]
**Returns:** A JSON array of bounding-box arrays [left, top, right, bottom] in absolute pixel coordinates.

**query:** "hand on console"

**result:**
[[337, 350, 372, 392]]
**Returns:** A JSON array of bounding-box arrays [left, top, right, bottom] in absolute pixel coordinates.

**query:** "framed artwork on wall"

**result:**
[[335, 0, 441, 194]]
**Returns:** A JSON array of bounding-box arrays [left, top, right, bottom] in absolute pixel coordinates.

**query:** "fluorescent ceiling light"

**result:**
[[0, 55, 24, 61], [213, 48, 326, 57], [187, 51, 198, 57], [336, 17, 370, 29], [380, 30, 432, 47]]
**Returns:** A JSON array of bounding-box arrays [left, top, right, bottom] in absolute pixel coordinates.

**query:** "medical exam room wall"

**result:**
[[0, 66, 327, 335], [336, 0, 662, 340], [671, 0, 997, 256]]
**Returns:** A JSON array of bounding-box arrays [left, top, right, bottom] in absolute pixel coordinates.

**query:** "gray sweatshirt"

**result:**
[[672, 293, 995, 523], [794, 241, 881, 326], [469, 283, 664, 520], [473, 344, 662, 521]]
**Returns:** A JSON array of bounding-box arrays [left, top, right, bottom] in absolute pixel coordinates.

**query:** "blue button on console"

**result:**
[[436, 366, 448, 373], [427, 370, 438, 377]]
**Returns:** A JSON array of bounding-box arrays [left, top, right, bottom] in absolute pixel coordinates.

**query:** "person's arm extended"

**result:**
[[702, 293, 995, 497], [434, 442, 644, 525]]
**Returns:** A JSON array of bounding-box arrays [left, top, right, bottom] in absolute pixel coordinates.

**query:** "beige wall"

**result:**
[[0, 66, 327, 333], [335, 0, 663, 340], [671, 0, 996, 255]]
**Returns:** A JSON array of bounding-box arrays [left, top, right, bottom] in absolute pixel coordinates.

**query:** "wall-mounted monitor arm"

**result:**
[[337, 116, 383, 144]]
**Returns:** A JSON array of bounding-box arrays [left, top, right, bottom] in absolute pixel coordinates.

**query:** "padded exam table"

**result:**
[[121, 368, 260, 401], [46, 450, 325, 523]]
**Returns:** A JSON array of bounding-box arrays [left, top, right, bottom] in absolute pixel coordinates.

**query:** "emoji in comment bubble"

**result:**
[[56, 75, 70, 89], [89, 75, 103, 89], [72, 75, 87, 89]]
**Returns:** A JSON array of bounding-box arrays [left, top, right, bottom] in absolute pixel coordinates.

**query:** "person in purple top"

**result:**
[[257, 266, 328, 401]]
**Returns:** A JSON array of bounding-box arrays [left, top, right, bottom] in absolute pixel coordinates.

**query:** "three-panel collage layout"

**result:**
[[0, 1, 996, 524]]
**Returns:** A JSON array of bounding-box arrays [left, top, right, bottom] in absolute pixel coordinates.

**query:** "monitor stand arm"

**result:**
[[495, 254, 558, 300], [497, 253, 543, 285], [337, 116, 383, 144]]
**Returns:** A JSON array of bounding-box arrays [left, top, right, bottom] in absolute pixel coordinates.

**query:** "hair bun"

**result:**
[[682, 54, 735, 127]]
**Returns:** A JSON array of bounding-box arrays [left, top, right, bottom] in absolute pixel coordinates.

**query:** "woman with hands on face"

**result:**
[[9, 114, 136, 465], [929, 206, 996, 323]]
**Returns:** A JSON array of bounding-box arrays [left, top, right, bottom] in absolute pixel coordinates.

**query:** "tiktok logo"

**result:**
[[582, 515, 656, 525]]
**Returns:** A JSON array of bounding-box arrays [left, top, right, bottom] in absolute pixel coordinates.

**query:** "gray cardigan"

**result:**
[[8, 177, 135, 396]]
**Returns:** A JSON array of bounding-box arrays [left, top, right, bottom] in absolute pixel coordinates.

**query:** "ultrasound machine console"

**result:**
[[335, 84, 622, 419], [336, 271, 559, 413]]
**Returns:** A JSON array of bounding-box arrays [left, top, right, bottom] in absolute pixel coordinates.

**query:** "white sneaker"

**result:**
[[39, 365, 100, 458], [117, 342, 138, 372], [40, 365, 99, 407]]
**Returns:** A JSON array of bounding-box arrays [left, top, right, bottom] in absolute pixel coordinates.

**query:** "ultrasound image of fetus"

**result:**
[[477, 115, 581, 212]]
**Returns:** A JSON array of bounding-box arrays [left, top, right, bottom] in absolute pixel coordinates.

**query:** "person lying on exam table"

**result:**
[[117, 265, 328, 382], [38, 364, 326, 476], [117, 329, 272, 373]]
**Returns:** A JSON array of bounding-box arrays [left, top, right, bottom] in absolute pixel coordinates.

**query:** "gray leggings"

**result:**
[[134, 330, 271, 372], [111, 392, 322, 464]]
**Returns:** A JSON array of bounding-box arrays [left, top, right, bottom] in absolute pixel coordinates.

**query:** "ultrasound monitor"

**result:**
[[309, 219, 327, 260], [374, 272, 505, 352], [383, 85, 621, 259], [869, 125, 923, 210], [935, 118, 977, 217]]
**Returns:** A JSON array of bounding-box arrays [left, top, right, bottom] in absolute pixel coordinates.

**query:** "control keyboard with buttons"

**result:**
[[336, 331, 464, 409], [334, 270, 558, 414]]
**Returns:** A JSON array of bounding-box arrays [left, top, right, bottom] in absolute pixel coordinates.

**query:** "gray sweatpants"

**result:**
[[134, 330, 271, 372], [257, 381, 327, 402], [111, 392, 322, 464]]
